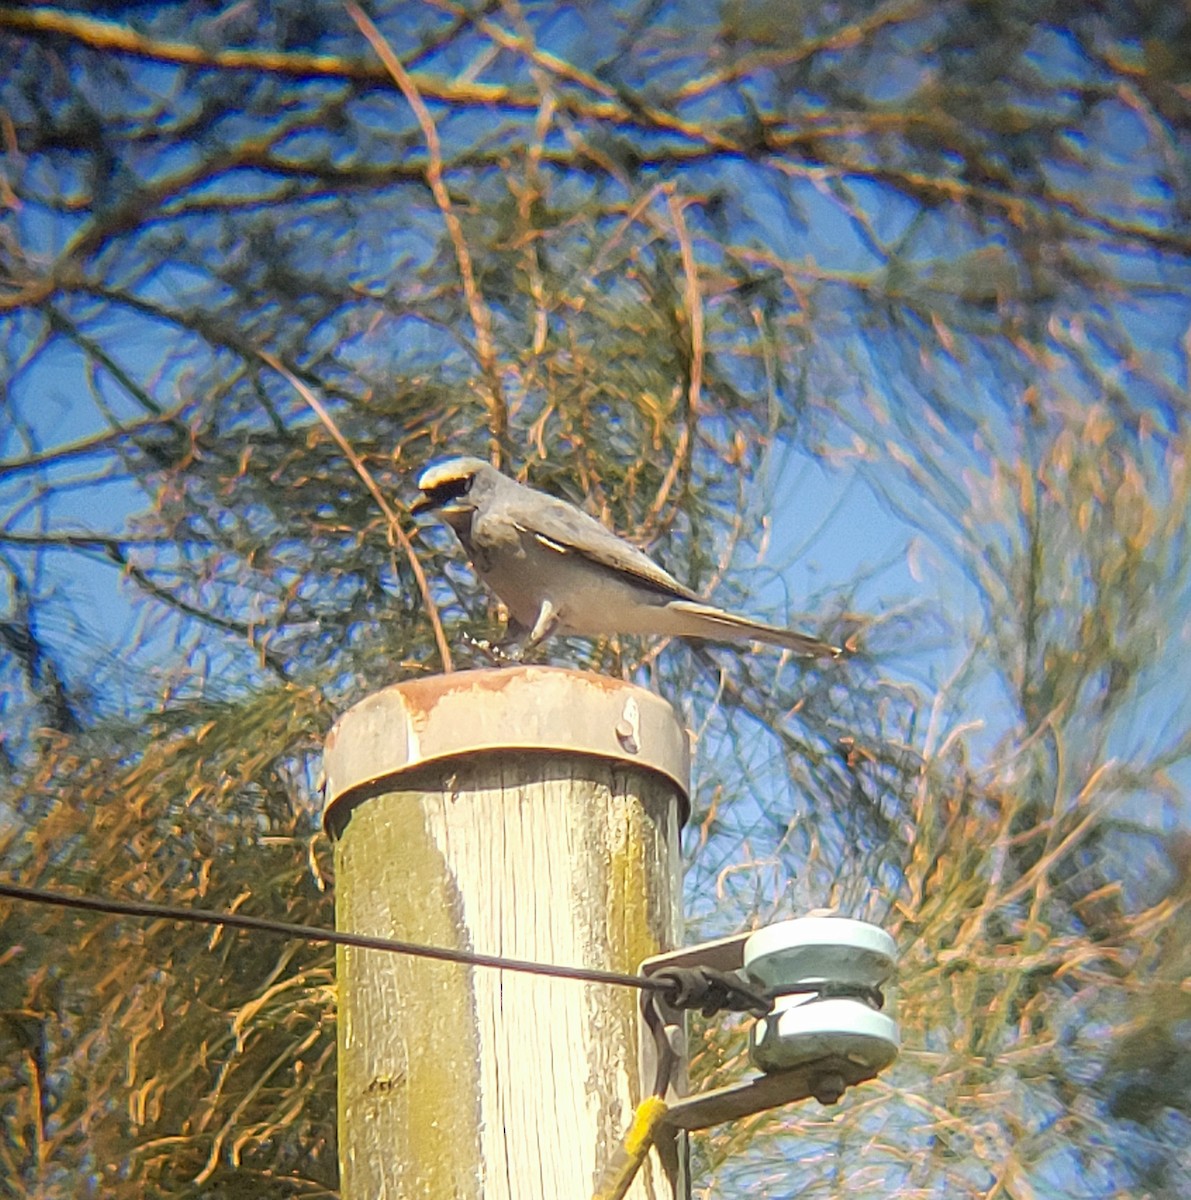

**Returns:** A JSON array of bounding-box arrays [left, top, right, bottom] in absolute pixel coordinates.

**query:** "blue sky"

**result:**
[[1, 1, 1187, 829]]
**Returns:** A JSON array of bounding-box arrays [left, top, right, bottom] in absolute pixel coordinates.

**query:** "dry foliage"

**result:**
[[0, 2, 1187, 1197]]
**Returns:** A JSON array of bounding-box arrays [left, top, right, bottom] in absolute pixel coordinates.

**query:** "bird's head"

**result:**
[[411, 456, 496, 529]]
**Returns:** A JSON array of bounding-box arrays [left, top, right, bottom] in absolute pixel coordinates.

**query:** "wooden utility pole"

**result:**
[[322, 666, 689, 1199]]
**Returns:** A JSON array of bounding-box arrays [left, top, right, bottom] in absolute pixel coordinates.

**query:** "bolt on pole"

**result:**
[[322, 666, 689, 1200]]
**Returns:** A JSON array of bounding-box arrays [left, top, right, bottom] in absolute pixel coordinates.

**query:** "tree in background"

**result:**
[[0, 1, 1187, 1196]]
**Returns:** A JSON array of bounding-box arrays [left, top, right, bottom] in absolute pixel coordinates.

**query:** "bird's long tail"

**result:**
[[664, 600, 842, 658]]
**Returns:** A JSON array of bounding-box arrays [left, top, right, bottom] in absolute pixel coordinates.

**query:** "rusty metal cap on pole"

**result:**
[[322, 666, 691, 831]]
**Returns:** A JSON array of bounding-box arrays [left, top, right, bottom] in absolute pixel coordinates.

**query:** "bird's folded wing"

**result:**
[[509, 495, 701, 601]]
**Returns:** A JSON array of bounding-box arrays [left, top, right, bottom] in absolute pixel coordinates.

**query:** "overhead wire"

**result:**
[[3, 879, 739, 1200], [0, 881, 775, 1018], [0, 880, 668, 993]]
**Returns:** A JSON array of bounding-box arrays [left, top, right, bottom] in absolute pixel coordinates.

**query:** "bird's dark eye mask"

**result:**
[[412, 475, 473, 513]]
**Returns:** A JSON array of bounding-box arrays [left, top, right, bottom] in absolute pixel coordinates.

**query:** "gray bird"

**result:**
[[412, 456, 842, 660]]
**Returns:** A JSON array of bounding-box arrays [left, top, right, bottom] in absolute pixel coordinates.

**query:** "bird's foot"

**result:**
[[461, 633, 526, 667]]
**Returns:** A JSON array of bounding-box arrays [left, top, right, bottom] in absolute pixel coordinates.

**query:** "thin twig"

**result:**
[[257, 350, 453, 672], [346, 2, 507, 461], [643, 185, 703, 531]]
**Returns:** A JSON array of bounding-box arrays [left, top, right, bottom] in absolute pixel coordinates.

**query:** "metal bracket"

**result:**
[[640, 925, 895, 1131]]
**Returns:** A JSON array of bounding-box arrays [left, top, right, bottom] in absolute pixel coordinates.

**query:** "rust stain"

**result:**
[[360, 665, 629, 723], [323, 667, 689, 824], [336, 665, 669, 726]]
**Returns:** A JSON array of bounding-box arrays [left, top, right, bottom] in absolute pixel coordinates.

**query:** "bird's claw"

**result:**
[[461, 633, 526, 667]]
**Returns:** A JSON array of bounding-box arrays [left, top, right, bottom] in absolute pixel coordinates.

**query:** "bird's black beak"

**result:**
[[410, 493, 435, 515]]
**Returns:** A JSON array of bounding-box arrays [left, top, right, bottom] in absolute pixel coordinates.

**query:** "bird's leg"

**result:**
[[487, 600, 557, 661], [467, 603, 559, 666], [461, 632, 519, 666], [468, 615, 532, 665], [493, 613, 537, 662]]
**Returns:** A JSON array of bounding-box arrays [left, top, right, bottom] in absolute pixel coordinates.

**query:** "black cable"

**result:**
[[1, 883, 799, 1019], [649, 965, 772, 1017], [0, 881, 670, 995], [789, 980, 885, 1010]]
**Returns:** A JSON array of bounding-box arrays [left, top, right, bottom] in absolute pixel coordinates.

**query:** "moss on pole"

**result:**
[[323, 667, 688, 1199]]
